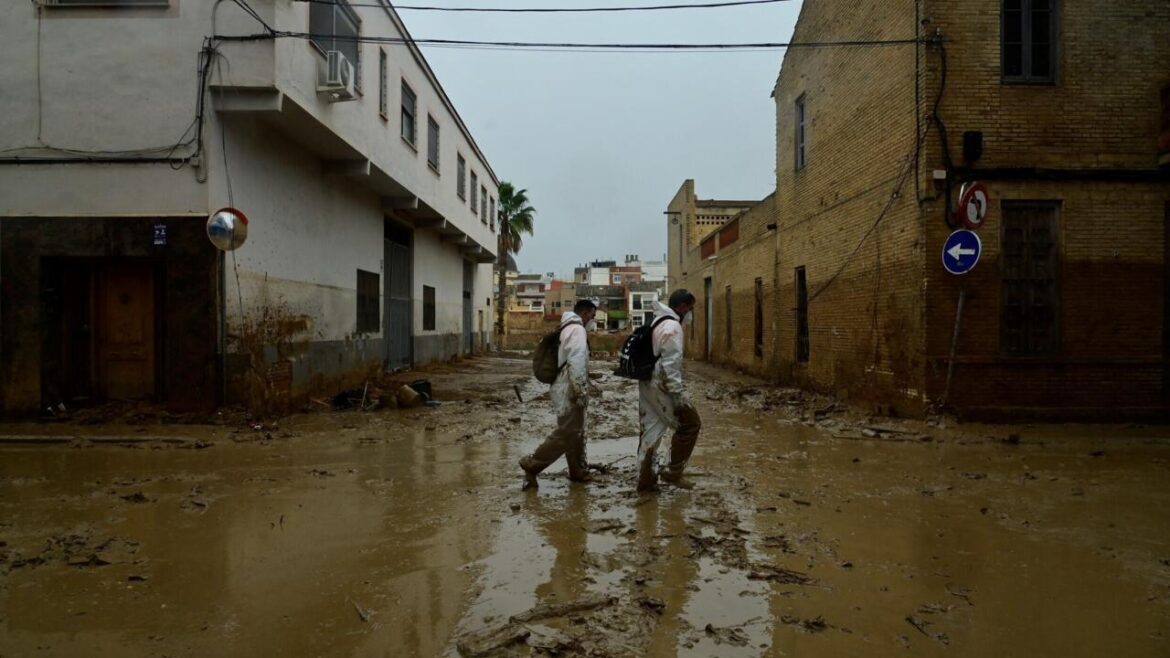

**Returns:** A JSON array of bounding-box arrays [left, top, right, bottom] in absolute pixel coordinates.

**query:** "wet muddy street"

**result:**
[[2, 356, 1169, 657]]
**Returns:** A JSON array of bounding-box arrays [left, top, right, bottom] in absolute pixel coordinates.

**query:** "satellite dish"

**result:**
[[206, 207, 249, 251]]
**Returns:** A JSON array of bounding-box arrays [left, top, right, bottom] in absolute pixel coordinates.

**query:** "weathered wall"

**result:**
[[0, 0, 502, 415], [0, 217, 218, 416], [216, 117, 384, 411], [919, 0, 1170, 415], [771, 0, 926, 413], [702, 198, 782, 378], [662, 0, 1168, 418], [666, 180, 693, 289]]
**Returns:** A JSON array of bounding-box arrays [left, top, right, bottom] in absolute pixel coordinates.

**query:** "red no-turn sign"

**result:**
[[954, 182, 990, 230]]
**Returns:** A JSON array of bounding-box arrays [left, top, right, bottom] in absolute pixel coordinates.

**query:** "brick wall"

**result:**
[[771, 0, 927, 413], [919, 0, 1170, 414], [666, 0, 1169, 417]]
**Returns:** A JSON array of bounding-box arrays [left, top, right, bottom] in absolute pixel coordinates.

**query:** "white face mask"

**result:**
[[586, 319, 598, 332]]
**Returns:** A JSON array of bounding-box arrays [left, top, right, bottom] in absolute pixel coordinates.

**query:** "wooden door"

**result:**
[[384, 226, 413, 370], [96, 264, 156, 399]]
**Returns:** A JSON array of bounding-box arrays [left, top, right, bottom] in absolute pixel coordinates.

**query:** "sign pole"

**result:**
[[941, 286, 967, 408]]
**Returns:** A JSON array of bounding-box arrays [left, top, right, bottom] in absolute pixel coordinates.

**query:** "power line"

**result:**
[[294, 0, 792, 12], [228, 31, 924, 52]]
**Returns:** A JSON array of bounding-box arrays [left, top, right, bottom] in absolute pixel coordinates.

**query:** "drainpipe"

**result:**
[[218, 251, 228, 407]]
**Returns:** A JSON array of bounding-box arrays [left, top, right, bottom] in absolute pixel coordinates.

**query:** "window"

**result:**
[[310, 0, 361, 90], [725, 286, 732, 351], [754, 277, 764, 358], [423, 285, 436, 331], [427, 116, 440, 171], [490, 197, 496, 232], [795, 267, 809, 363], [1001, 202, 1060, 355], [401, 80, 417, 145], [1002, 0, 1057, 83], [795, 94, 807, 170], [378, 50, 388, 118], [613, 274, 623, 284], [480, 186, 487, 223], [470, 172, 479, 213], [633, 295, 643, 310], [457, 155, 466, 200], [356, 270, 380, 334]]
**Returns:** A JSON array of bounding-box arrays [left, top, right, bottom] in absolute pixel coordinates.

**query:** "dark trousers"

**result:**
[[522, 402, 588, 479]]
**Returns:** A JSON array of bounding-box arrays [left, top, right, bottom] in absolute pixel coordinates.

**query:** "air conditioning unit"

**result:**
[[317, 50, 356, 102]]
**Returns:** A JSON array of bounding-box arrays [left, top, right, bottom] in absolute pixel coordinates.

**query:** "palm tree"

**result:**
[[496, 182, 535, 340]]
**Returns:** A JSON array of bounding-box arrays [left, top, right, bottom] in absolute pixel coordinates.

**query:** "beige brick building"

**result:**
[[670, 0, 1170, 418]]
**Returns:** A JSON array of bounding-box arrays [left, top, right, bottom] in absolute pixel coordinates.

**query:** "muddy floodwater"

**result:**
[[2, 357, 1169, 657]]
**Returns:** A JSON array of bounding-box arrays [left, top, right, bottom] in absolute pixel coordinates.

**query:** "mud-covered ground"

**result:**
[[1, 356, 1169, 657]]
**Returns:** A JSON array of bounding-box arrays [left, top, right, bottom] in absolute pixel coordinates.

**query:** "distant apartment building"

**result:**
[[511, 273, 552, 312], [670, 0, 1170, 418], [0, 0, 499, 416], [628, 284, 662, 327], [544, 281, 577, 318], [573, 260, 618, 287]]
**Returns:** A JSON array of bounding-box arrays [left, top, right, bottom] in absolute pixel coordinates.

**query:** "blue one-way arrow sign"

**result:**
[[942, 229, 982, 275]]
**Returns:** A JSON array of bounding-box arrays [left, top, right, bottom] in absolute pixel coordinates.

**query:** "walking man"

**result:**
[[520, 299, 598, 489], [637, 289, 701, 492]]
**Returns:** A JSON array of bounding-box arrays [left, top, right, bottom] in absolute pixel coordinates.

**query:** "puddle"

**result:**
[[1, 357, 1168, 657]]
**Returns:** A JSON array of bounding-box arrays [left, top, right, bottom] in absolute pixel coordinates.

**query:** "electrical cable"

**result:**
[[805, 34, 946, 305], [294, 0, 791, 12], [227, 30, 925, 51], [932, 40, 952, 170], [2, 43, 216, 163], [34, 2, 44, 146]]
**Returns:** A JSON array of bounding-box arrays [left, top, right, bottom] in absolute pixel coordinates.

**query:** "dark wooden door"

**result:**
[[463, 260, 474, 354], [96, 264, 156, 399], [384, 225, 413, 371]]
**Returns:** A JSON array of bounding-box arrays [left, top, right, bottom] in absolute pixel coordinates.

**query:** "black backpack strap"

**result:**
[[648, 315, 679, 331]]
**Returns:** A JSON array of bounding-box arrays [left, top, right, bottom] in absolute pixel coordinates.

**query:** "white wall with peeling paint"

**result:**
[[0, 0, 501, 405]]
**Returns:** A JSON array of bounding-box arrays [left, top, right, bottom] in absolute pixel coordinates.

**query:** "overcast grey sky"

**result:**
[[399, 0, 803, 276]]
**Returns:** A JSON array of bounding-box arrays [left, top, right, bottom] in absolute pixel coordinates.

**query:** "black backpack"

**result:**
[[614, 316, 677, 381], [532, 320, 582, 384]]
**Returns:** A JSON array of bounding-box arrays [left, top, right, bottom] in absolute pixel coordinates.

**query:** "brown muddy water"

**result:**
[[1, 357, 1168, 657]]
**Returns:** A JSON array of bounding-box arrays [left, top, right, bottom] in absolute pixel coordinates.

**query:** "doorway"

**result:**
[[463, 260, 474, 354], [384, 221, 413, 370], [704, 277, 713, 359], [41, 259, 160, 404]]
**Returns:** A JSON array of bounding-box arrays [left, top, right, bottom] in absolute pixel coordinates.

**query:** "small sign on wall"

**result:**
[[153, 223, 167, 247]]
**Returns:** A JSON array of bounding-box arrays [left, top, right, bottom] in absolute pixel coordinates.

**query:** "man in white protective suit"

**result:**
[[637, 289, 701, 492], [519, 299, 599, 489]]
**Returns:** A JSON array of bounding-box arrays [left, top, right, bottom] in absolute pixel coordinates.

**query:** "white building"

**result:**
[[574, 260, 618, 287], [639, 260, 668, 284], [512, 273, 551, 312], [0, 0, 498, 415], [629, 289, 662, 327]]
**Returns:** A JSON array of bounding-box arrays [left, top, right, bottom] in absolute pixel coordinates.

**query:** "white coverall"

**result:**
[[550, 311, 590, 419], [522, 311, 591, 477], [637, 302, 700, 485]]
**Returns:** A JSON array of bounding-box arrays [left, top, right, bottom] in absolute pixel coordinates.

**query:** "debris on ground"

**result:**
[[508, 594, 616, 624], [906, 615, 950, 645], [747, 565, 815, 585], [351, 600, 372, 622], [704, 622, 751, 646], [456, 624, 531, 658], [781, 614, 829, 633]]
